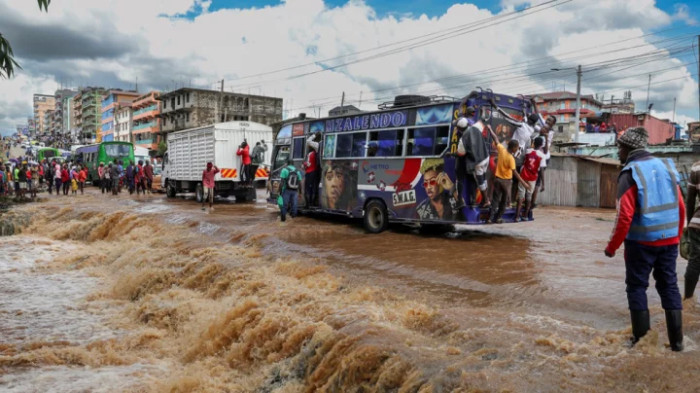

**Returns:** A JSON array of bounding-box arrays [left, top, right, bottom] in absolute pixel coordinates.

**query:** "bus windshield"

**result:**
[[41, 149, 58, 158], [104, 144, 132, 157], [274, 146, 291, 170]]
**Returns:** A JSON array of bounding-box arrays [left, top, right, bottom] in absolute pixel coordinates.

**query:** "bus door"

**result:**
[[268, 144, 291, 200]]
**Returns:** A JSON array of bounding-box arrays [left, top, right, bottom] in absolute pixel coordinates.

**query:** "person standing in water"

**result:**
[[605, 127, 685, 351]]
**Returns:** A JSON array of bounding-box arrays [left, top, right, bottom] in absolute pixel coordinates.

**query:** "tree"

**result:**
[[157, 140, 167, 157], [0, 0, 50, 79]]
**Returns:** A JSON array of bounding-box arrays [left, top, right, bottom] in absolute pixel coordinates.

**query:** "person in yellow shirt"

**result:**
[[486, 125, 531, 223]]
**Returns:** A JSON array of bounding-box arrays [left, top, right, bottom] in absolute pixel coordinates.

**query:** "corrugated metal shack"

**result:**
[[539, 154, 621, 208]]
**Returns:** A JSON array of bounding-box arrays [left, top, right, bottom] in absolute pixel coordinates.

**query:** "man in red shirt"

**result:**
[[605, 127, 685, 351], [302, 140, 318, 207], [201, 162, 219, 211], [515, 136, 546, 222]]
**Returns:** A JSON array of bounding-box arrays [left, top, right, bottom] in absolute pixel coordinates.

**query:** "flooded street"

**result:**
[[1, 189, 699, 392]]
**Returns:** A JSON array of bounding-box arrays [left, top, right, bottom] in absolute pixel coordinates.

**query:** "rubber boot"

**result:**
[[630, 309, 650, 346], [685, 275, 698, 300], [665, 310, 683, 352]]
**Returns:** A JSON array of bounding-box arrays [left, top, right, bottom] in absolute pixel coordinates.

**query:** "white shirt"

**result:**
[[512, 123, 534, 157]]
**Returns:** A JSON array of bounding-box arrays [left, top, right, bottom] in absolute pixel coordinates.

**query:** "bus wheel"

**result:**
[[166, 181, 177, 198], [364, 200, 388, 234], [195, 183, 204, 203]]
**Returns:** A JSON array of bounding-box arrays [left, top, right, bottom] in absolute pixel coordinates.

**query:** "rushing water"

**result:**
[[1, 190, 699, 392]]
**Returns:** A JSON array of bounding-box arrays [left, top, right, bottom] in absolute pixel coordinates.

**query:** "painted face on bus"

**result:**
[[324, 166, 345, 209], [422, 169, 441, 201]]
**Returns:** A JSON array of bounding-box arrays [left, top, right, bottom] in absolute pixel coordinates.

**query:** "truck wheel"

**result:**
[[195, 183, 204, 203], [166, 181, 177, 198], [364, 200, 388, 234]]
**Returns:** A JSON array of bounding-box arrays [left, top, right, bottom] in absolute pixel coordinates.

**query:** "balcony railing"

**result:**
[[133, 121, 157, 131], [135, 139, 153, 145], [133, 104, 158, 116]]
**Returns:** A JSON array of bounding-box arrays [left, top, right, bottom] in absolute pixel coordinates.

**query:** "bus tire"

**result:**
[[166, 181, 177, 198], [195, 183, 204, 203], [364, 200, 388, 234]]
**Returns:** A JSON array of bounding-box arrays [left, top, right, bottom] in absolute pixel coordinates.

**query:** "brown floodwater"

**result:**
[[1, 189, 699, 392]]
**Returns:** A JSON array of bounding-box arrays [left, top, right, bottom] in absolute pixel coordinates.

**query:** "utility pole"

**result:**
[[574, 64, 582, 143], [645, 74, 651, 112], [341, 91, 345, 108], [672, 97, 677, 123], [697, 35, 699, 120], [216, 79, 224, 123]]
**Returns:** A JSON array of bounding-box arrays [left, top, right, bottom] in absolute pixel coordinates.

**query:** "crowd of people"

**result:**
[[0, 151, 155, 201]]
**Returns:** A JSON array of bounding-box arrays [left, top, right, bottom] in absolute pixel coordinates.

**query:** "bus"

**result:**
[[37, 147, 61, 163], [75, 141, 135, 184], [268, 91, 536, 233]]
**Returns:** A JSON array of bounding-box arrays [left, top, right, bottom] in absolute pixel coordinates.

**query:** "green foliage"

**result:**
[[1, 0, 50, 79], [157, 140, 167, 156], [0, 34, 21, 79]]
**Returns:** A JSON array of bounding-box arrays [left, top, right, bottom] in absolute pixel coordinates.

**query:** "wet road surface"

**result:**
[[1, 188, 699, 392]]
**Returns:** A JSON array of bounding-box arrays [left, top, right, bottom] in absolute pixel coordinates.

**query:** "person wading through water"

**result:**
[[605, 127, 685, 351]]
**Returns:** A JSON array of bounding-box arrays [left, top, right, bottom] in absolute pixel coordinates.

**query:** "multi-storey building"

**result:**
[[532, 91, 603, 142], [80, 87, 107, 143], [33, 94, 56, 136], [100, 90, 140, 142], [43, 110, 55, 135], [157, 88, 282, 135], [131, 91, 161, 150], [51, 89, 77, 136], [72, 92, 83, 142], [114, 103, 133, 143]]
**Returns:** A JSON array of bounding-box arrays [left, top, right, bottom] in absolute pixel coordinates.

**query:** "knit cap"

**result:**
[[617, 127, 648, 150]]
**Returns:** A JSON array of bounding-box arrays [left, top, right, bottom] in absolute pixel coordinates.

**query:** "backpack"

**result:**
[[286, 169, 300, 190], [255, 149, 265, 165]]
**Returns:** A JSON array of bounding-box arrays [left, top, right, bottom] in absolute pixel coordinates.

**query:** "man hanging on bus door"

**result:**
[[456, 108, 491, 208], [303, 138, 319, 207]]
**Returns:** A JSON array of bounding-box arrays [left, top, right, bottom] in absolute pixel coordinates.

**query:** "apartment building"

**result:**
[[114, 103, 133, 143], [532, 91, 603, 142], [131, 91, 161, 150], [100, 90, 140, 142], [33, 94, 56, 136], [157, 88, 282, 135], [79, 87, 107, 143]]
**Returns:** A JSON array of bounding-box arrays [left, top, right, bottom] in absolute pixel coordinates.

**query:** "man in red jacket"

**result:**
[[605, 127, 685, 351], [237, 141, 251, 185]]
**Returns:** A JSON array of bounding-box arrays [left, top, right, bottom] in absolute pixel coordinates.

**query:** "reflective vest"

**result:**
[[624, 157, 680, 242]]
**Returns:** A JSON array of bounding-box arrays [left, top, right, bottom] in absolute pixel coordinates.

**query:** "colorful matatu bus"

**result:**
[[268, 91, 535, 233], [75, 141, 135, 185]]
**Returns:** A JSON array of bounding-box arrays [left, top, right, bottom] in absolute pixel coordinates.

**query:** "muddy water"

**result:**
[[1, 190, 699, 392]]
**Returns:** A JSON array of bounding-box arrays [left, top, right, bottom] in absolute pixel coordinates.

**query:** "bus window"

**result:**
[[323, 134, 336, 158], [406, 126, 449, 156], [274, 146, 291, 170], [292, 138, 305, 159], [336, 132, 366, 158], [368, 130, 403, 157], [104, 144, 132, 157]]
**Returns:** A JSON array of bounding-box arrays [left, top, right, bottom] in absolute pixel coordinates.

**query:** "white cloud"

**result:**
[[0, 0, 697, 133], [672, 3, 698, 26]]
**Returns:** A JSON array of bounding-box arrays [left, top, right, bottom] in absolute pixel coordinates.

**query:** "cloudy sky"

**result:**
[[0, 0, 698, 136]]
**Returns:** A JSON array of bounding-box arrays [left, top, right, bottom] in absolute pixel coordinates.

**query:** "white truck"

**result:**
[[161, 121, 273, 202]]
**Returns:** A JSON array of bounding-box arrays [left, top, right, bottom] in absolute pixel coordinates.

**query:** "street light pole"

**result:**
[[574, 64, 582, 143]]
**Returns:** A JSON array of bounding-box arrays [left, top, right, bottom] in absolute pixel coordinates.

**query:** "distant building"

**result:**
[[687, 121, 700, 143], [532, 91, 603, 142], [79, 87, 108, 143], [52, 89, 77, 136], [328, 105, 363, 117], [131, 91, 161, 150], [114, 103, 133, 143], [157, 88, 283, 135], [33, 94, 56, 136], [100, 90, 140, 142], [608, 113, 674, 145], [600, 91, 635, 115]]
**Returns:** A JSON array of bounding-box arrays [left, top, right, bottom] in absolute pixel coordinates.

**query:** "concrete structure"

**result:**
[[532, 91, 603, 142], [80, 87, 107, 143], [72, 91, 83, 142], [688, 121, 700, 143], [62, 96, 76, 139], [114, 103, 133, 143], [51, 89, 77, 136], [100, 90, 140, 142], [131, 91, 161, 150], [33, 94, 56, 136], [329, 105, 363, 117], [600, 91, 635, 114], [157, 88, 283, 135], [43, 110, 54, 135]]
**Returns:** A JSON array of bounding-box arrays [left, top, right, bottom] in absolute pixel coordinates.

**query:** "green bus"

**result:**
[[37, 147, 61, 163], [75, 142, 135, 184]]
